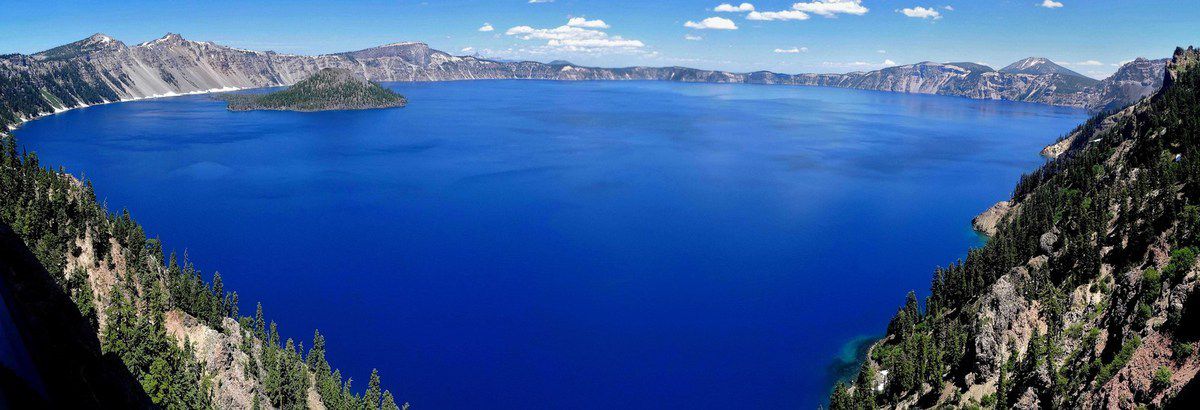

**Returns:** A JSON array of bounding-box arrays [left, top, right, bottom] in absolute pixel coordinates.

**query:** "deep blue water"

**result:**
[[15, 80, 1087, 408]]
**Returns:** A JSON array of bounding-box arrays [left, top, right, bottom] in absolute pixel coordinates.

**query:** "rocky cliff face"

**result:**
[[0, 33, 1169, 129], [1081, 58, 1171, 113]]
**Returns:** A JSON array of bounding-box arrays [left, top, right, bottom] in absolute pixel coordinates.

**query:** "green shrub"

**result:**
[[1173, 342, 1195, 360], [1153, 366, 1173, 390]]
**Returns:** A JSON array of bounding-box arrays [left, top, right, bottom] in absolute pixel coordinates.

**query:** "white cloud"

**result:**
[[1076, 60, 1103, 66], [478, 23, 495, 32], [774, 47, 808, 53], [715, 3, 755, 12], [884, 59, 897, 66], [1040, 0, 1063, 8], [877, 49, 887, 54], [528, 0, 553, 3], [461, 47, 474, 53], [943, 5, 954, 11], [747, 10, 810, 20], [900, 6, 942, 19], [685, 34, 704, 41], [792, 0, 869, 17], [567, 17, 610, 29], [684, 17, 739, 30], [505, 19, 646, 53], [749, 0, 864, 22]]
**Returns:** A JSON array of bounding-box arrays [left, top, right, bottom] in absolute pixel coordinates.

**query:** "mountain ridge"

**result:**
[[0, 33, 1170, 129]]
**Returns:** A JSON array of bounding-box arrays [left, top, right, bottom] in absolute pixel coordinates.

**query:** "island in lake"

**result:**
[[218, 68, 407, 112]]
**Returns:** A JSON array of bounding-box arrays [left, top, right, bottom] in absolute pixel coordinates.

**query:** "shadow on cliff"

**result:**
[[0, 222, 152, 408]]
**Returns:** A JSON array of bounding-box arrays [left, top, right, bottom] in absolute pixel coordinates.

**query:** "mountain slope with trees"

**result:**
[[830, 46, 1200, 409], [0, 130, 407, 407]]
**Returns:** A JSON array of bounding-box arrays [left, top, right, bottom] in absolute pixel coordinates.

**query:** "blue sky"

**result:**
[[2, 0, 1196, 78]]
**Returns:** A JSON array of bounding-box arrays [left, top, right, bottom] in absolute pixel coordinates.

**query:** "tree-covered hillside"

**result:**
[[220, 68, 406, 112], [0, 131, 408, 408], [830, 46, 1200, 409]]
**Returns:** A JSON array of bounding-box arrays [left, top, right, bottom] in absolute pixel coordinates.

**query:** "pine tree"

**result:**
[[255, 302, 266, 338], [828, 382, 854, 410], [364, 369, 382, 410], [211, 271, 225, 324], [381, 390, 400, 410]]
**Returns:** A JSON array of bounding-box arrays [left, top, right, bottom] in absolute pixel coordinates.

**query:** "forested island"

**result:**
[[219, 68, 406, 112]]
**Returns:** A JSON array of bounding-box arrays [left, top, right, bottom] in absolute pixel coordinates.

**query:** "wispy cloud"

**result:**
[[900, 6, 942, 19], [478, 23, 494, 32], [748, 0, 866, 23], [685, 34, 704, 41], [774, 47, 808, 53], [714, 3, 755, 12], [943, 5, 954, 11], [1061, 60, 1103, 66], [528, 0, 554, 3], [1040, 0, 1063, 9], [822, 59, 897, 69], [684, 17, 739, 30], [747, 10, 810, 21], [567, 17, 610, 29], [793, 0, 869, 17]]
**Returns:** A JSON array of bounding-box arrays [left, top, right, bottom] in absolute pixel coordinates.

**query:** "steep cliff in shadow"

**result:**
[[0, 222, 151, 408]]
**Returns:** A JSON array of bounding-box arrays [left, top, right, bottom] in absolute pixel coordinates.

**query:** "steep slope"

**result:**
[[830, 46, 1200, 409], [0, 129, 408, 407], [0, 33, 1168, 129], [220, 68, 407, 111], [0, 222, 151, 408]]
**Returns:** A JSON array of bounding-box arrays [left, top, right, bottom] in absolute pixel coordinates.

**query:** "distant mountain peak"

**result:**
[[1008, 56, 1051, 70], [33, 33, 125, 60], [1000, 57, 1090, 79], [87, 33, 115, 43], [378, 41, 426, 48], [138, 33, 191, 47], [341, 41, 442, 62], [945, 62, 996, 72]]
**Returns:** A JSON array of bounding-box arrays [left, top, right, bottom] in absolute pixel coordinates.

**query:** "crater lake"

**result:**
[[14, 80, 1088, 408]]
